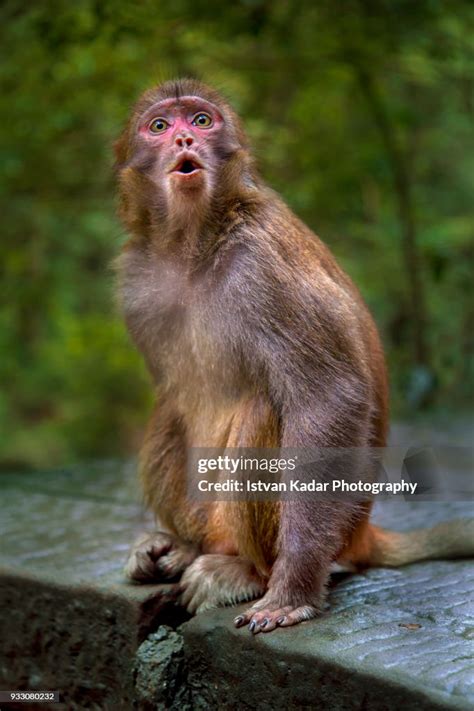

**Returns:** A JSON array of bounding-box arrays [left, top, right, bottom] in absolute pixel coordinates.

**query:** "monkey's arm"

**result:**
[[230, 245, 376, 630], [236, 399, 372, 632]]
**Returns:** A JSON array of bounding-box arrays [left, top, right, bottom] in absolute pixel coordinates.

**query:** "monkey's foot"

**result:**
[[180, 554, 266, 614], [125, 531, 198, 582], [234, 597, 318, 634]]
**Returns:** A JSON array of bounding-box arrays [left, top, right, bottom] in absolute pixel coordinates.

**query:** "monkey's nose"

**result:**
[[175, 134, 194, 148]]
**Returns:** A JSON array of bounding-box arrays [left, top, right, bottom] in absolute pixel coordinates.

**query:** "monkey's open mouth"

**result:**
[[172, 158, 203, 175]]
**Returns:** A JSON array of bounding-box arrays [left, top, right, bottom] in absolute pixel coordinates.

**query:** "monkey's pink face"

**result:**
[[138, 96, 226, 194]]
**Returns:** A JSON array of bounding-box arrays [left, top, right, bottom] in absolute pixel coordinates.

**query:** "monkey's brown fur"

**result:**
[[115, 79, 473, 633]]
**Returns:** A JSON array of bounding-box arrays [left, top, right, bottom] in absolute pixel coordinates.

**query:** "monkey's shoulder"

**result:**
[[225, 202, 360, 312], [229, 191, 347, 276]]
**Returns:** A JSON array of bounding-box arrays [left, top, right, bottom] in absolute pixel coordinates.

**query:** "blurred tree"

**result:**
[[0, 0, 472, 467]]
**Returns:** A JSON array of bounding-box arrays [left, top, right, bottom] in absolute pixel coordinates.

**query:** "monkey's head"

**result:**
[[115, 79, 255, 238]]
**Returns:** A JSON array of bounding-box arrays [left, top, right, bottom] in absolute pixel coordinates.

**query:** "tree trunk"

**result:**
[[355, 66, 430, 367]]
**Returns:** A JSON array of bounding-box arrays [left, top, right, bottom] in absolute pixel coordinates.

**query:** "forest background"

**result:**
[[1, 0, 472, 468]]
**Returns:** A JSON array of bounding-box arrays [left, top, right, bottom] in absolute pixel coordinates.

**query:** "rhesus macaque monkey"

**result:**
[[115, 79, 473, 633]]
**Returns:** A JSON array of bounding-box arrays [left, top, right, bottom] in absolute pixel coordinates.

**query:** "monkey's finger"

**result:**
[[234, 605, 292, 632], [155, 551, 184, 580], [252, 615, 279, 633], [233, 596, 275, 625], [124, 550, 158, 581], [235, 604, 318, 633], [275, 604, 318, 627], [145, 541, 173, 561], [252, 606, 294, 634], [233, 606, 266, 628], [179, 576, 209, 613]]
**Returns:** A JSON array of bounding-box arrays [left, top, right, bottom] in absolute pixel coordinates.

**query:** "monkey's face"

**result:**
[[135, 95, 236, 202], [116, 82, 251, 235]]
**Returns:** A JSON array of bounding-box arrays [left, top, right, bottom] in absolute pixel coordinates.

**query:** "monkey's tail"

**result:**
[[342, 519, 474, 569]]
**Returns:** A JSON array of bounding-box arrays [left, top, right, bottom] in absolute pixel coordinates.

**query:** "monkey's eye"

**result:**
[[148, 118, 169, 134], [192, 112, 213, 128]]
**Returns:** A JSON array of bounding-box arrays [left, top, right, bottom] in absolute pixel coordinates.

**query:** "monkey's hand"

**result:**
[[234, 595, 319, 634], [125, 531, 198, 582]]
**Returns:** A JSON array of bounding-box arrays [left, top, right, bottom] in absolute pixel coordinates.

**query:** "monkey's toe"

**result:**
[[235, 602, 318, 634]]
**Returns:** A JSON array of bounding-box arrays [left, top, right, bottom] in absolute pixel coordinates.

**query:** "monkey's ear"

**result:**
[[114, 130, 130, 170]]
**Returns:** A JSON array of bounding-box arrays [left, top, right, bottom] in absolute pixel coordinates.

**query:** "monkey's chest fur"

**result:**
[[118, 246, 251, 445]]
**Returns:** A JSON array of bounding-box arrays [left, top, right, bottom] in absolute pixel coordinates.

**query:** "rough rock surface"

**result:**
[[0, 434, 473, 710], [0, 462, 185, 709], [134, 627, 189, 710], [183, 557, 474, 710]]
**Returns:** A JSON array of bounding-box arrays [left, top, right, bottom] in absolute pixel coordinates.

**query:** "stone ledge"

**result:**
[[183, 568, 473, 711], [0, 458, 473, 710]]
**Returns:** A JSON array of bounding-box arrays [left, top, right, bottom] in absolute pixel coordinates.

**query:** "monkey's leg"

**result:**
[[235, 409, 372, 633], [177, 395, 278, 611], [180, 554, 266, 613], [233, 504, 330, 632], [125, 398, 208, 581], [235, 495, 365, 633]]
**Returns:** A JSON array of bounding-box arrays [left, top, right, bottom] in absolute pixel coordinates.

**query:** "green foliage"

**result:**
[[1, 0, 472, 467]]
